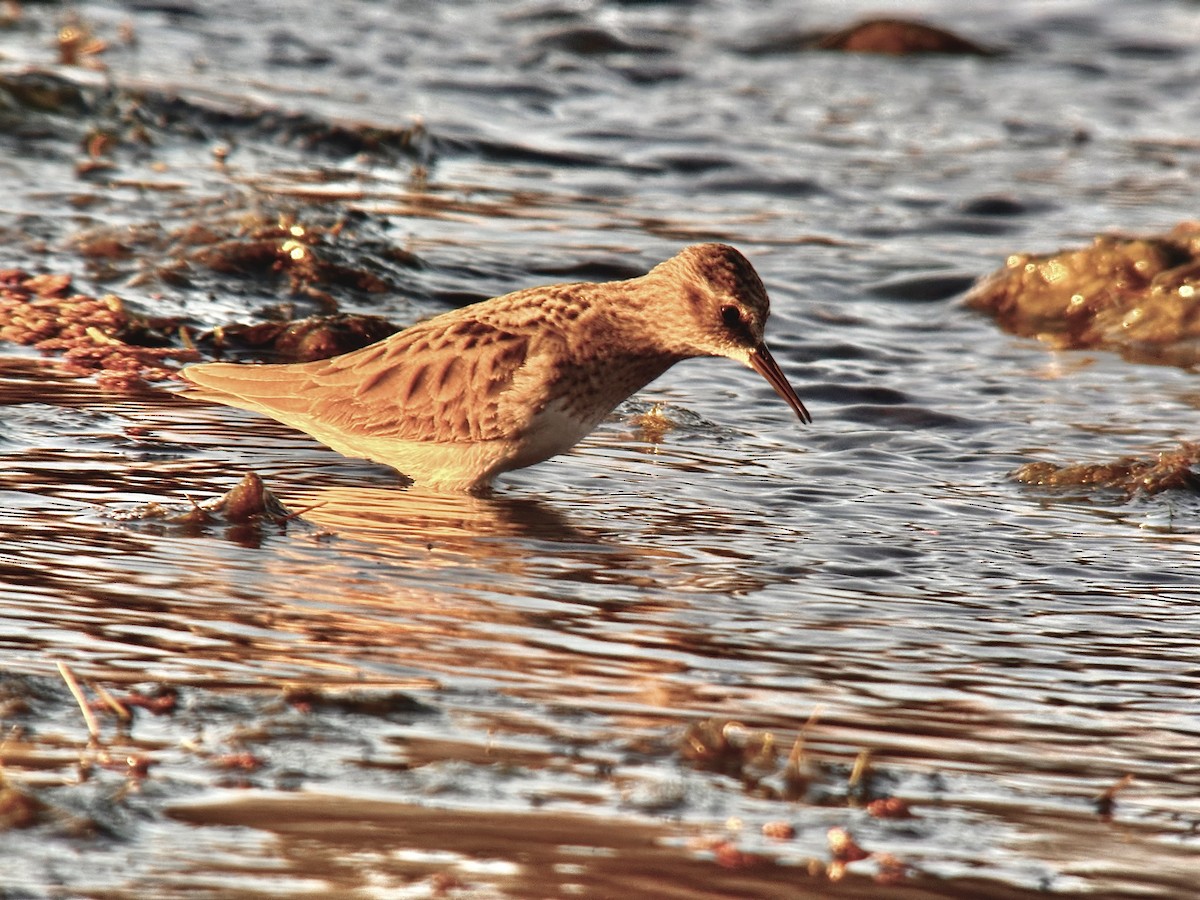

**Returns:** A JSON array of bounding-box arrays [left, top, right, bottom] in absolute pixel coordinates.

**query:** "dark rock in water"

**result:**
[[866, 271, 978, 302], [730, 18, 996, 57], [958, 195, 1048, 217], [815, 19, 998, 56], [965, 221, 1200, 368], [529, 26, 645, 57]]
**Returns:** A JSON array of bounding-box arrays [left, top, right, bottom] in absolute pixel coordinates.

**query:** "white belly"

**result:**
[[502, 397, 602, 472], [318, 396, 601, 492]]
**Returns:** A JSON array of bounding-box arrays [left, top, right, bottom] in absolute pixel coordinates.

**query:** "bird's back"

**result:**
[[181, 284, 621, 489]]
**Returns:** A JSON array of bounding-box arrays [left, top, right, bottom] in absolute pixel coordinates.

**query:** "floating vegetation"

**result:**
[[200, 313, 398, 363], [1015, 442, 1200, 497], [967, 222, 1200, 368], [104, 472, 307, 544], [0, 69, 430, 164], [0, 269, 197, 390], [677, 718, 919, 885], [76, 207, 414, 309], [679, 718, 812, 801]]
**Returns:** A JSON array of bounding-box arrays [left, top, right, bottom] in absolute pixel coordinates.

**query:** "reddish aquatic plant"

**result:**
[[0, 270, 198, 389], [761, 820, 796, 840], [826, 826, 870, 881], [1096, 773, 1135, 822], [210, 752, 265, 772], [119, 687, 180, 717], [866, 796, 917, 819], [0, 784, 44, 830]]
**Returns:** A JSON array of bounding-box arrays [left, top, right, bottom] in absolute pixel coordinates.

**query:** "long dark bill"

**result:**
[[748, 344, 811, 424]]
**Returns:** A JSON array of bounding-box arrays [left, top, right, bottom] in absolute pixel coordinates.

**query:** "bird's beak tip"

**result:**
[[748, 344, 811, 425]]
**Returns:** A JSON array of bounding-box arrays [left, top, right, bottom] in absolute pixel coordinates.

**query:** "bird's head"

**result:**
[[647, 243, 811, 424]]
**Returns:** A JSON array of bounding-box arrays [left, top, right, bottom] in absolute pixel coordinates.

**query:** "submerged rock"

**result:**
[[732, 18, 996, 57], [966, 222, 1200, 368], [816, 19, 997, 56]]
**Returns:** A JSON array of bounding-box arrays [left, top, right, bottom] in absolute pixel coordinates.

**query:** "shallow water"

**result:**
[[2, 0, 1200, 896]]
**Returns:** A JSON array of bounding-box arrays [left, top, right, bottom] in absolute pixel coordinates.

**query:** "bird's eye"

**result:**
[[720, 305, 743, 329]]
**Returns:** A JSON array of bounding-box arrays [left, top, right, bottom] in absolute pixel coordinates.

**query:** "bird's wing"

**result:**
[[182, 312, 542, 443]]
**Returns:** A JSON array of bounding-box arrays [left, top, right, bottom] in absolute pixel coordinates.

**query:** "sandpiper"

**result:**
[[182, 243, 810, 492]]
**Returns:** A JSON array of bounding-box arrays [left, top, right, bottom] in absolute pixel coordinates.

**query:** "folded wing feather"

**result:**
[[182, 316, 535, 444]]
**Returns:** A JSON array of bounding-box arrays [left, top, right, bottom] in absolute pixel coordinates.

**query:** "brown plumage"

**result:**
[[182, 243, 809, 492]]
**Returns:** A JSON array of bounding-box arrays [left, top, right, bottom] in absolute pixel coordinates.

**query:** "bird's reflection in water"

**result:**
[[287, 483, 782, 599], [290, 485, 680, 590], [294, 485, 579, 543]]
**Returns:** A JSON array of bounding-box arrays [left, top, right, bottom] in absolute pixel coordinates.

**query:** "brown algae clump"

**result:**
[[966, 222, 1200, 367], [1016, 442, 1200, 497], [108, 472, 299, 529], [0, 270, 198, 389], [202, 313, 398, 363]]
